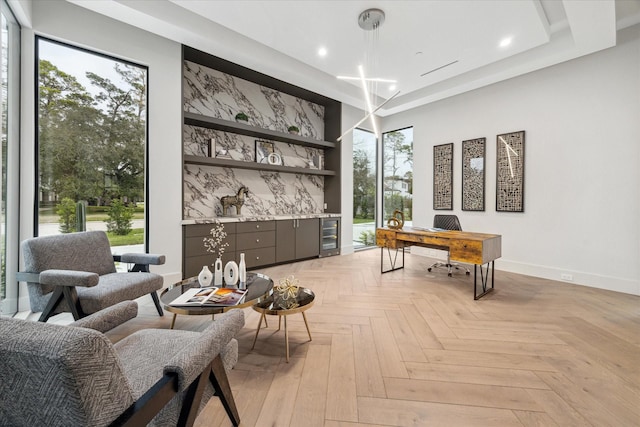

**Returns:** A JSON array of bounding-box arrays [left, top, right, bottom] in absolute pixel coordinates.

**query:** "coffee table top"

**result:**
[[253, 287, 315, 316], [161, 272, 273, 315]]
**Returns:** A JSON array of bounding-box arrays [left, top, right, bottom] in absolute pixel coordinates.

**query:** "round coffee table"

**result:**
[[251, 287, 315, 362], [160, 272, 273, 329]]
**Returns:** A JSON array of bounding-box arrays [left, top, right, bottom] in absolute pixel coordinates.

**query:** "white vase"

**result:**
[[224, 261, 239, 286], [198, 265, 213, 287], [214, 258, 223, 287], [238, 253, 247, 288]]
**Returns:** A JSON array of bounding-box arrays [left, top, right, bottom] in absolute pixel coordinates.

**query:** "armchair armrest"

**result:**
[[164, 310, 245, 390], [117, 253, 166, 266], [39, 269, 99, 288], [71, 301, 138, 333], [15, 271, 40, 283]]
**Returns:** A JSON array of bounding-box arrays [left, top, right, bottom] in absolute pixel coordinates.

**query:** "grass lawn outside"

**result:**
[[107, 228, 144, 246], [353, 218, 375, 224]]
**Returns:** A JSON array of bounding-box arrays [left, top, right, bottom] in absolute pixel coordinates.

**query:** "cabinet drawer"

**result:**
[[244, 247, 275, 268], [184, 223, 236, 237], [237, 221, 276, 233], [236, 230, 276, 250], [185, 234, 236, 256]]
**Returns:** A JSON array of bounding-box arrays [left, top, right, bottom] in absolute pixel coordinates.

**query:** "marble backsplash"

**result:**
[[184, 165, 324, 219], [183, 60, 325, 140]]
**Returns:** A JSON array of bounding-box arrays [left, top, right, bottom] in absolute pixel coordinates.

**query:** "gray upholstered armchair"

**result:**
[[17, 230, 165, 322], [0, 301, 244, 427]]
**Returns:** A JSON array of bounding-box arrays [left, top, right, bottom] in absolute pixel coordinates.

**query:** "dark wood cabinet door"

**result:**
[[295, 219, 320, 259], [276, 220, 296, 263]]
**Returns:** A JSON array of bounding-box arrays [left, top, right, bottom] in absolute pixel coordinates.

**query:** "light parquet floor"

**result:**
[[110, 249, 640, 427]]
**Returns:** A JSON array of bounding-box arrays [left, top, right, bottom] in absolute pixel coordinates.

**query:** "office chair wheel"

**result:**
[[448, 273, 452, 277], [466, 271, 470, 275], [427, 268, 432, 272]]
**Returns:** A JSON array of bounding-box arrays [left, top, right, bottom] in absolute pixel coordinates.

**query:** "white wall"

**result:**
[[19, 1, 183, 308], [381, 25, 640, 295]]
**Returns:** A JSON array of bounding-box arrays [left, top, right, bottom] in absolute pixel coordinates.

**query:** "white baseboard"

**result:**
[[411, 249, 639, 296]]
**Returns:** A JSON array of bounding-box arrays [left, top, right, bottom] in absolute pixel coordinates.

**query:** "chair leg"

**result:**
[[38, 287, 65, 322], [62, 286, 86, 320], [150, 291, 164, 316], [177, 366, 209, 427], [209, 354, 240, 427]]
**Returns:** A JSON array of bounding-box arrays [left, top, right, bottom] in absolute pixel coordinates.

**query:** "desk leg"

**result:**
[[474, 261, 495, 300], [380, 246, 405, 273]]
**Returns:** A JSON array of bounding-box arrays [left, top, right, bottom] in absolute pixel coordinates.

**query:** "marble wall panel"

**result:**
[[184, 165, 324, 219], [183, 60, 325, 140]]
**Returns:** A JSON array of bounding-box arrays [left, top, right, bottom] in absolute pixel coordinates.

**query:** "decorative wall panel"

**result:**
[[496, 131, 525, 212], [183, 60, 325, 140], [433, 143, 453, 210], [184, 165, 324, 218], [462, 138, 486, 211]]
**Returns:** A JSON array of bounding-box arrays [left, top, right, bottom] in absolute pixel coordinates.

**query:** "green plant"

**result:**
[[359, 230, 376, 246], [287, 125, 299, 133], [76, 201, 87, 232], [56, 198, 77, 233], [235, 112, 248, 121], [104, 199, 134, 235]]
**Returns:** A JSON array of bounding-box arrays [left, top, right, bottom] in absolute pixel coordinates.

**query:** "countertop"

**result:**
[[181, 213, 341, 225]]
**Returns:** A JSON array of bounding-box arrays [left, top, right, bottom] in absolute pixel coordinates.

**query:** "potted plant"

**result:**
[[287, 125, 300, 135], [235, 112, 249, 123]]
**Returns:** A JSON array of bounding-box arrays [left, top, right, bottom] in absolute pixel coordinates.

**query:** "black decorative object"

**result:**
[[462, 138, 486, 211], [433, 143, 453, 210]]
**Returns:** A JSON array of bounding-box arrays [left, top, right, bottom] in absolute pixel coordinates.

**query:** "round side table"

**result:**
[[251, 287, 315, 362]]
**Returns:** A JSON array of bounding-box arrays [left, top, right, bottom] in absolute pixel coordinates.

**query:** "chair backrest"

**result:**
[[433, 214, 463, 231], [0, 317, 134, 427]]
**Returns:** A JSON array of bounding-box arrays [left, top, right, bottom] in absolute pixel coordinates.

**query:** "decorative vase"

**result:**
[[224, 261, 239, 286], [198, 265, 213, 287], [214, 258, 223, 287], [238, 253, 247, 288]]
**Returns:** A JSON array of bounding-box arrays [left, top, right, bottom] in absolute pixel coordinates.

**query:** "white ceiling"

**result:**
[[68, 0, 640, 116]]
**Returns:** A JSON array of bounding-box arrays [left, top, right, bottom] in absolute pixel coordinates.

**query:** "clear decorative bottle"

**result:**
[[214, 258, 223, 287], [238, 253, 246, 288], [198, 265, 213, 287]]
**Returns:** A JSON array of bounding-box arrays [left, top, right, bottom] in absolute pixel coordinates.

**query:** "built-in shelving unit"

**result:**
[[183, 155, 336, 176], [184, 112, 336, 150]]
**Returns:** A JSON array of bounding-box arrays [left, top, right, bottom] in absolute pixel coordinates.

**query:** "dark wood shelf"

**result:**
[[184, 112, 336, 150], [184, 155, 336, 176]]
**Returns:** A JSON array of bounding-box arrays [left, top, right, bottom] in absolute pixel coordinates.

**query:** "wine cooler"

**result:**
[[319, 218, 340, 257]]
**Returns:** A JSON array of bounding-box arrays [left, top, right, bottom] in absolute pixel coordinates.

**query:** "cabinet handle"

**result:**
[[256, 224, 260, 229], [256, 256, 260, 260], [256, 239, 260, 243]]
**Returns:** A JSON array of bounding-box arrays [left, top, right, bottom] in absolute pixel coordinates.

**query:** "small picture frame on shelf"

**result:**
[[255, 140, 274, 164], [313, 153, 324, 170], [204, 138, 212, 157], [212, 137, 231, 159]]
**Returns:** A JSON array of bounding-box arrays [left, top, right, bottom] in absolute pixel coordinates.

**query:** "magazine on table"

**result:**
[[169, 287, 247, 307]]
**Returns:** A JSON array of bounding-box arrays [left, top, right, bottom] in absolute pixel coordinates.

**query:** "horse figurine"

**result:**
[[221, 186, 250, 216]]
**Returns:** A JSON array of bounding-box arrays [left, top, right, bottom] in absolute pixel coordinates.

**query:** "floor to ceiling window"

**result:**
[[382, 127, 413, 227], [0, 0, 19, 316], [353, 128, 377, 249], [36, 37, 148, 255]]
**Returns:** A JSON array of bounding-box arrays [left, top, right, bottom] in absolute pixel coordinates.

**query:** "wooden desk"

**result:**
[[376, 227, 502, 300]]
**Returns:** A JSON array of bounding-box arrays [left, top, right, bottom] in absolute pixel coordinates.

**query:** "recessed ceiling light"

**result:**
[[389, 84, 397, 91], [318, 47, 328, 57], [499, 37, 512, 48]]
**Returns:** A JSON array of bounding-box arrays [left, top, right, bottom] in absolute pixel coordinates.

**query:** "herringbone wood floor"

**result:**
[[110, 249, 640, 427]]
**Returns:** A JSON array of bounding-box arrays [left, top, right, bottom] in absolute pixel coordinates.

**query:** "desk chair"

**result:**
[[427, 214, 471, 277]]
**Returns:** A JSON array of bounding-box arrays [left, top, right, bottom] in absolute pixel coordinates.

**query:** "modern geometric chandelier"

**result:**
[[337, 8, 400, 142]]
